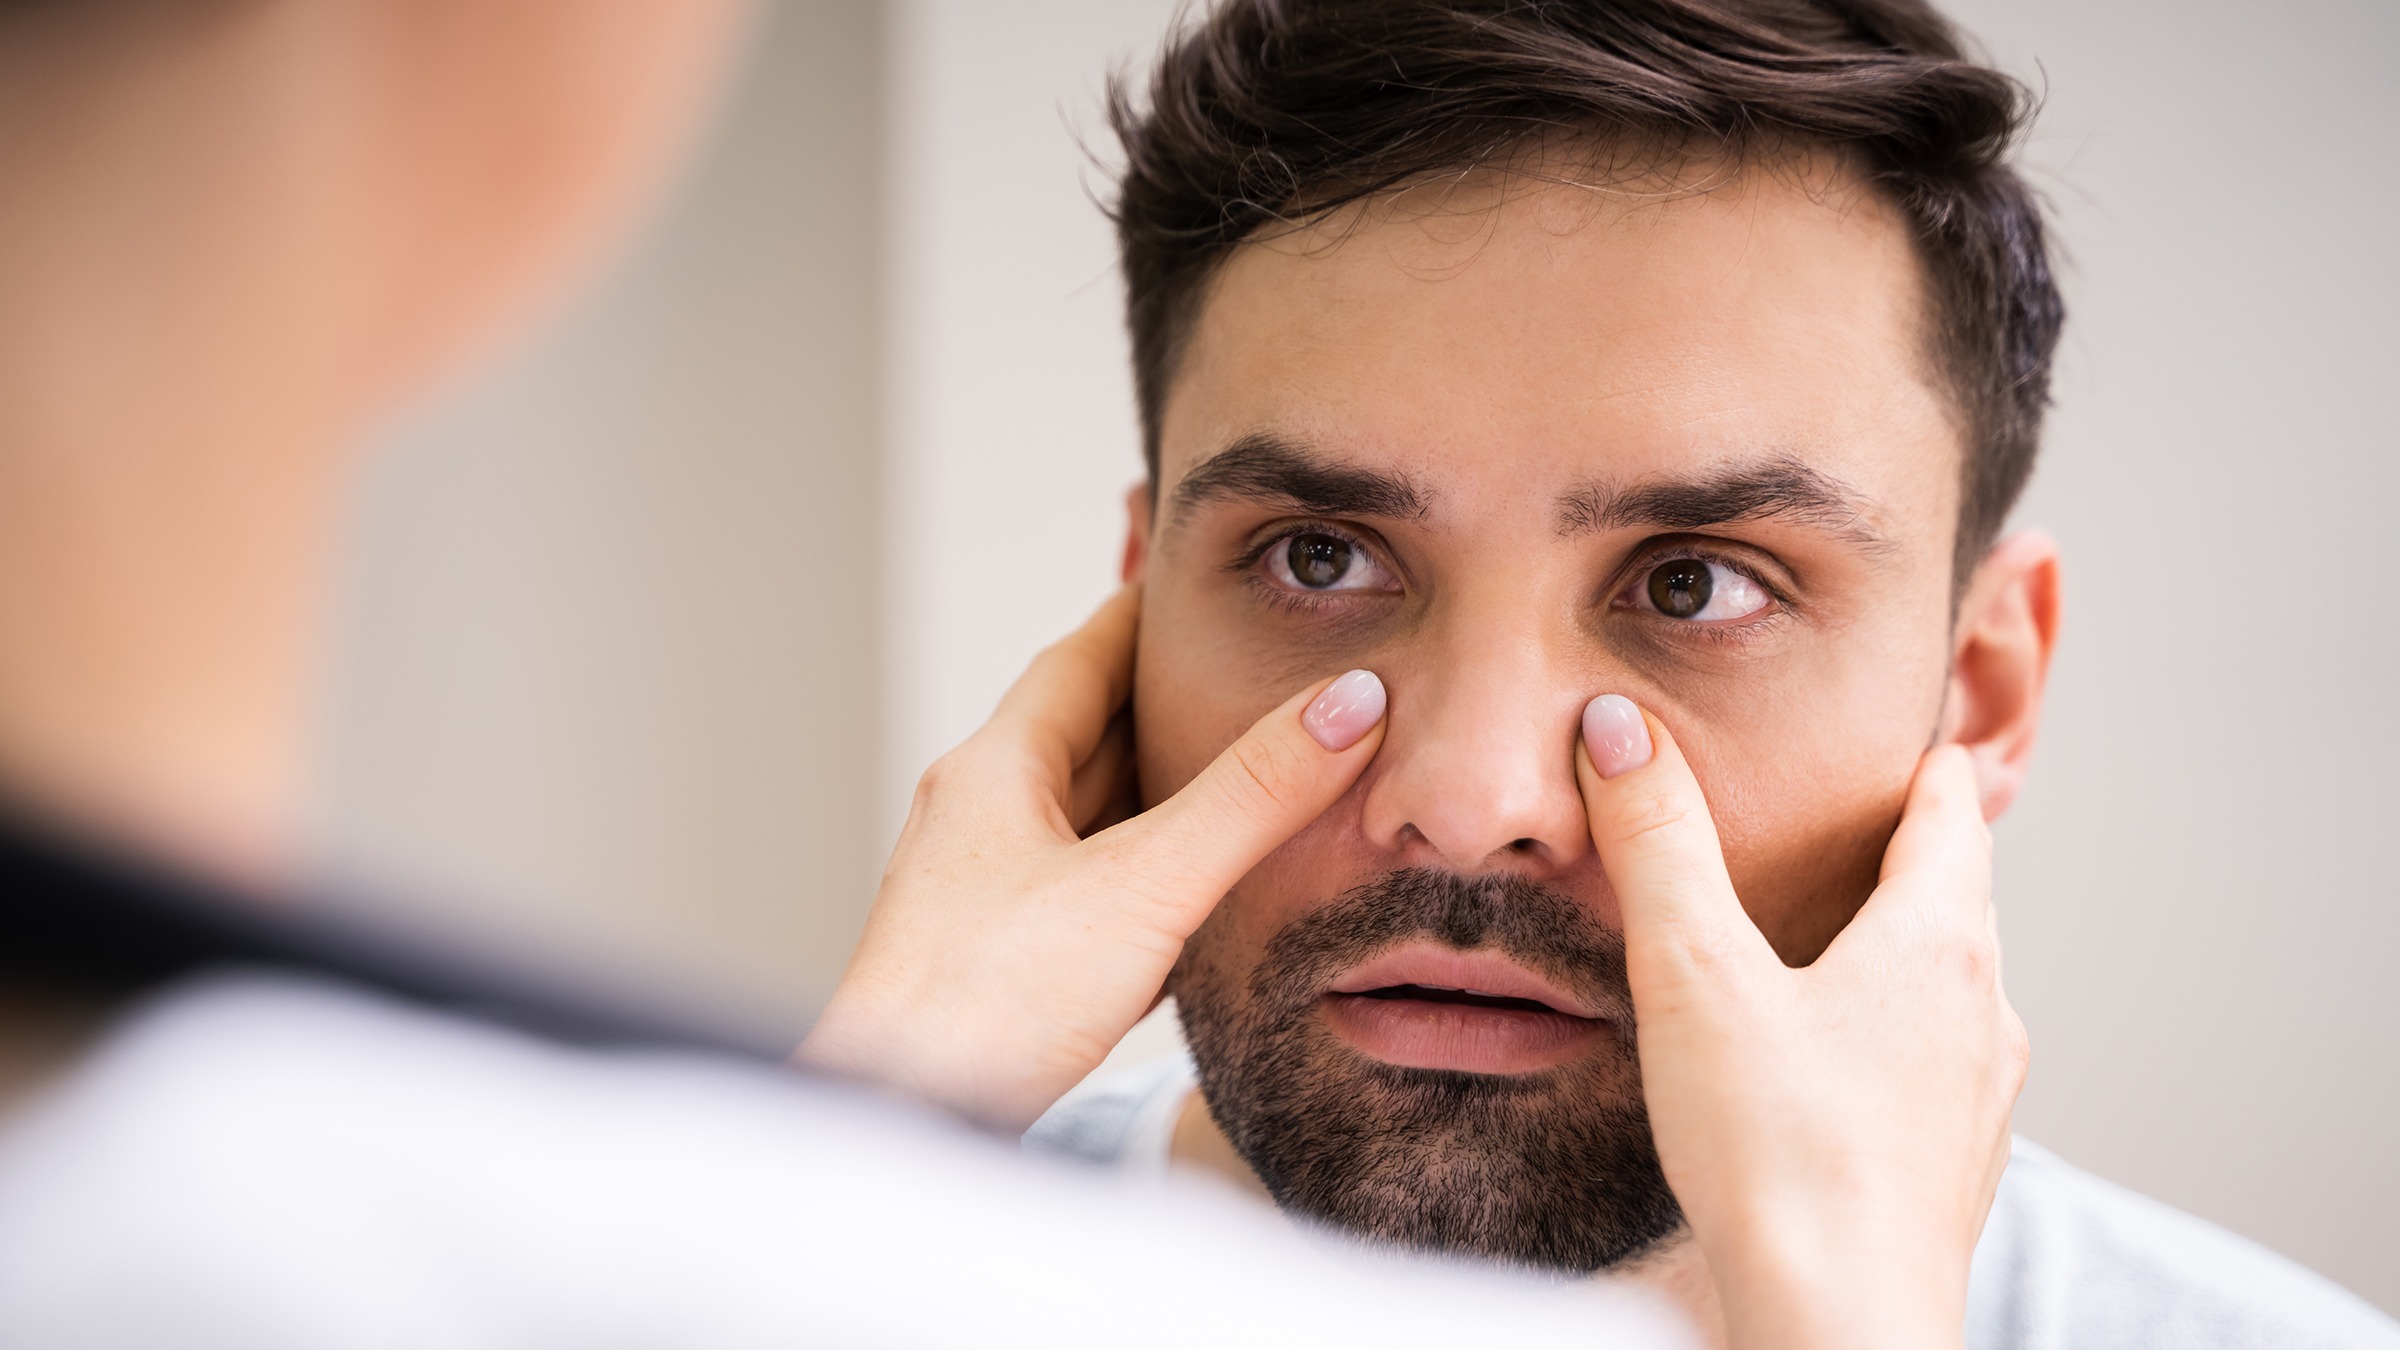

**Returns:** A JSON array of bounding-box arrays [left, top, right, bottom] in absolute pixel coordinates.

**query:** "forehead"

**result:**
[[1157, 159, 1958, 527]]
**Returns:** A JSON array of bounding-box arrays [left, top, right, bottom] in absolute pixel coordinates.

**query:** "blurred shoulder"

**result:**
[[1023, 1051, 1196, 1173], [1972, 1138, 2399, 1350]]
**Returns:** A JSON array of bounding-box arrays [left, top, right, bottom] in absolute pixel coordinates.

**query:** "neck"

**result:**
[[0, 414, 337, 887]]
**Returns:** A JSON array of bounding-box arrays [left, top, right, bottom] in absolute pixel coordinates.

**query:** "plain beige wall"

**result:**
[[323, 0, 883, 1029], [880, 0, 1185, 810], [322, 0, 2396, 1313], [1947, 0, 2399, 1311]]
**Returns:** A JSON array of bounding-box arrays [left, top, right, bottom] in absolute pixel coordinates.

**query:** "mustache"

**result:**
[[1250, 868, 1633, 1024]]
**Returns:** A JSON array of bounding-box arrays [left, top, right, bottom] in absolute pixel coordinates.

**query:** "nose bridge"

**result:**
[[1361, 610, 1593, 873]]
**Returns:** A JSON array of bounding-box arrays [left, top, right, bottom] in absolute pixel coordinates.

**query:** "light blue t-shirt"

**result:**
[[1029, 1053, 2399, 1350]]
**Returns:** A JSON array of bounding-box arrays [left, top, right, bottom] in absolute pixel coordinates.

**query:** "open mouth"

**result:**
[[1318, 946, 1611, 1074], [1346, 983, 1569, 1016]]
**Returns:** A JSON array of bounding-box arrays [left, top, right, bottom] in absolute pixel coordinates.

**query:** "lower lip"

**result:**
[[1320, 993, 1608, 1074]]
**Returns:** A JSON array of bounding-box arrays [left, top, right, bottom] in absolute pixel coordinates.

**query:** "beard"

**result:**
[[1173, 868, 1685, 1273]]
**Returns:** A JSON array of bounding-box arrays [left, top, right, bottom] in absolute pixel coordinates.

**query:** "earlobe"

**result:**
[[1121, 482, 1154, 584], [1941, 529, 2062, 822]]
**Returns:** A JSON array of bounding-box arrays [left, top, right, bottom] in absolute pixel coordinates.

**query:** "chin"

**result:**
[[1173, 867, 1682, 1272]]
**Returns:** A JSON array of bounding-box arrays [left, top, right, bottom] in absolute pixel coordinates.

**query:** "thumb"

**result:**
[[1093, 669, 1386, 934], [1575, 694, 1775, 985], [1825, 744, 1993, 965]]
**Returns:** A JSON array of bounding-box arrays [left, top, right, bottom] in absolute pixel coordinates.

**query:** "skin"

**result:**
[[816, 580, 2027, 1350], [1117, 155, 2057, 1334]]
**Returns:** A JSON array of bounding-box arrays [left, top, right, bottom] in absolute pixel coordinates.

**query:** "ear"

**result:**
[[1120, 481, 1154, 584], [1939, 529, 2061, 822]]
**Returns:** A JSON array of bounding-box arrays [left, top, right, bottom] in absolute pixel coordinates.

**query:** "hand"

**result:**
[[798, 586, 1389, 1131], [1575, 695, 2027, 1350]]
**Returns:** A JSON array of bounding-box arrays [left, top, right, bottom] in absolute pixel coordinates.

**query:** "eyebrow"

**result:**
[[1166, 433, 1431, 528], [1553, 454, 1897, 556]]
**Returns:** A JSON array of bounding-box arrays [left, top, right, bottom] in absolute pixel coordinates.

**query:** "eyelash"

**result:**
[[1229, 521, 1397, 615], [1612, 543, 1795, 644], [1230, 524, 1795, 638]]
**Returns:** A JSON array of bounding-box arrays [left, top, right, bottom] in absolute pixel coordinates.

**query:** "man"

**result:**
[[0, 1, 2033, 1345], [1010, 1, 2397, 1346]]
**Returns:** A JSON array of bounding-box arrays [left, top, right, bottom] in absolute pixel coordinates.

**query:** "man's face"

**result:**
[[1127, 157, 1971, 1271]]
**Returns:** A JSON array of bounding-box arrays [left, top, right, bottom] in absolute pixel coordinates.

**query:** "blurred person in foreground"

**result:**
[[806, 2, 2400, 1348], [0, 1, 2035, 1347]]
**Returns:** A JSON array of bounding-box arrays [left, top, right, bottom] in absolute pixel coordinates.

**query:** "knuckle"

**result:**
[[1999, 1011, 2032, 1085], [1966, 928, 1997, 974], [1668, 921, 1745, 979], [1967, 814, 1996, 861], [912, 751, 962, 807], [1951, 928, 1999, 986], [913, 740, 1026, 812], [1609, 786, 1694, 846], [1224, 733, 1310, 819], [1039, 633, 1112, 695]]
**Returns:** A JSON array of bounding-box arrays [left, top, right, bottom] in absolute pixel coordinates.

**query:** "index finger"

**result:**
[[1574, 695, 1775, 979], [987, 585, 1141, 783], [1848, 744, 1992, 935]]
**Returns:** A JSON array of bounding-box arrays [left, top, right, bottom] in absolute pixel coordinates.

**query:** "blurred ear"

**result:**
[[1120, 481, 1153, 584], [1940, 529, 2061, 821]]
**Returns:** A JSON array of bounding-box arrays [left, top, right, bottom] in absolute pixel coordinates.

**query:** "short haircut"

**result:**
[[1108, 0, 2065, 576]]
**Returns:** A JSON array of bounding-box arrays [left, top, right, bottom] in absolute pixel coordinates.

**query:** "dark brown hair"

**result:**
[[1109, 0, 2064, 573]]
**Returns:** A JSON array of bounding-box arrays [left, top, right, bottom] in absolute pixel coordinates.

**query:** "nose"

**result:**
[[1358, 621, 1594, 874]]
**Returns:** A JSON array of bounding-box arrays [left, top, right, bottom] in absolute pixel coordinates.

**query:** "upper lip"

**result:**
[[1324, 943, 1611, 1021]]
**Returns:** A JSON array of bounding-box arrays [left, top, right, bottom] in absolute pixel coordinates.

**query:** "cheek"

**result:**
[[1669, 640, 1947, 963], [1720, 776, 1904, 963], [1137, 583, 1400, 994], [1130, 580, 1378, 806], [1131, 619, 1261, 809]]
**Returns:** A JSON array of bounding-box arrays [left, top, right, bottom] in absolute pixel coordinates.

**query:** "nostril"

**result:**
[[1507, 837, 1539, 853]]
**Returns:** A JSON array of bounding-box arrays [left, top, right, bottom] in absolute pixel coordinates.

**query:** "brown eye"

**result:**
[[1646, 559, 1713, 618], [1286, 533, 1355, 589], [1636, 557, 1773, 623]]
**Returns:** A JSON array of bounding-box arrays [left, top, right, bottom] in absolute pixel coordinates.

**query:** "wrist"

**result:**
[[1704, 1211, 1968, 1350], [796, 988, 1052, 1133]]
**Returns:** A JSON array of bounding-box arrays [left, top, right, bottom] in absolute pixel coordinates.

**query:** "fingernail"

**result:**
[[1583, 694, 1653, 778], [1303, 670, 1386, 751]]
